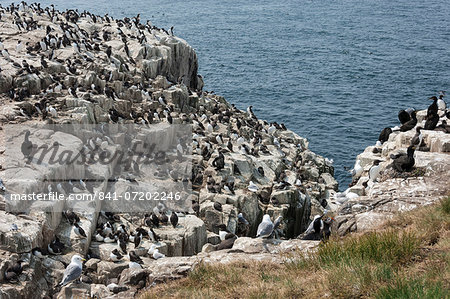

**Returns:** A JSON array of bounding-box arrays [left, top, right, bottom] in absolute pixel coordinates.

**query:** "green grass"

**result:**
[[314, 230, 419, 266], [140, 198, 450, 299], [442, 196, 450, 215], [376, 279, 449, 299]]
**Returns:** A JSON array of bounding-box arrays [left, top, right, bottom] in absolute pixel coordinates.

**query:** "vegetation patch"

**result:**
[[140, 197, 450, 299]]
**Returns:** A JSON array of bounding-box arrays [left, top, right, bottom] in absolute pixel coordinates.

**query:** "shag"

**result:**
[[390, 145, 416, 172]]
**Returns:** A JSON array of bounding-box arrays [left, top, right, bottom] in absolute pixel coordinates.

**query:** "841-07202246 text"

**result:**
[[96, 191, 182, 201]]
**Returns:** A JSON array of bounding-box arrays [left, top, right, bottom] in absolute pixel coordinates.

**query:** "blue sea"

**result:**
[[3, 0, 449, 189]]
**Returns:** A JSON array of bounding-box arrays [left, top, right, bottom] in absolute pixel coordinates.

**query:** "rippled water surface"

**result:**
[[4, 0, 449, 188]]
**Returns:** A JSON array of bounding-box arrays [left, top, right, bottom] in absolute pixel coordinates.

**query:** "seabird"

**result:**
[[427, 96, 438, 117], [107, 283, 128, 294], [151, 213, 160, 228], [378, 127, 392, 144], [47, 105, 57, 118], [400, 110, 417, 132], [134, 233, 142, 248], [32, 247, 45, 258], [301, 215, 322, 240], [129, 250, 143, 264], [424, 112, 439, 130], [411, 127, 423, 147], [237, 213, 249, 225], [48, 237, 64, 255], [63, 210, 80, 225], [158, 96, 167, 106], [170, 211, 178, 228], [217, 235, 238, 250], [110, 249, 123, 262], [398, 110, 411, 124], [219, 230, 228, 241], [94, 229, 105, 242], [59, 255, 85, 286], [213, 202, 222, 212], [391, 145, 416, 172], [152, 249, 165, 260], [4, 260, 23, 281], [21, 130, 33, 162], [102, 222, 113, 235], [104, 234, 116, 243], [74, 223, 87, 238], [437, 94, 446, 111], [349, 159, 363, 178], [128, 261, 142, 269], [118, 236, 127, 253], [256, 214, 274, 238], [148, 228, 158, 242], [248, 181, 258, 192], [369, 160, 382, 182], [257, 166, 265, 177]]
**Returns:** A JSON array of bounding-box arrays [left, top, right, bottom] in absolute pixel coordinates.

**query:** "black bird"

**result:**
[[144, 214, 153, 227], [212, 152, 225, 170], [217, 235, 237, 250], [21, 130, 33, 162], [400, 111, 417, 132], [436, 120, 450, 133], [133, 233, 142, 248], [63, 210, 80, 225], [424, 112, 439, 130], [427, 96, 438, 117], [151, 213, 160, 227], [129, 250, 143, 264], [213, 202, 222, 212], [160, 213, 168, 225], [398, 110, 411, 124], [390, 145, 416, 172], [170, 211, 178, 228], [257, 166, 265, 177], [118, 236, 127, 253], [106, 46, 112, 58], [411, 127, 423, 147], [4, 260, 23, 281], [378, 127, 392, 144], [40, 56, 48, 68], [109, 108, 120, 123]]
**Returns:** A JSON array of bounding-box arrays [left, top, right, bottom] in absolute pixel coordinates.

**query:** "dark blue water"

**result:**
[[4, 0, 449, 188]]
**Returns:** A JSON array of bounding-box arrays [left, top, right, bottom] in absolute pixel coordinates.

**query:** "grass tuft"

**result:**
[[376, 278, 449, 299]]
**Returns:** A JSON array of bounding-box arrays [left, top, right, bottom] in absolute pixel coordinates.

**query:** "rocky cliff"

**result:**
[[0, 3, 339, 298], [332, 109, 450, 235]]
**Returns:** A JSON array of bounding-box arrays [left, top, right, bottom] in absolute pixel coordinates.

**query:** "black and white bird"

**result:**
[[74, 223, 87, 238], [48, 237, 65, 255], [110, 249, 123, 262]]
